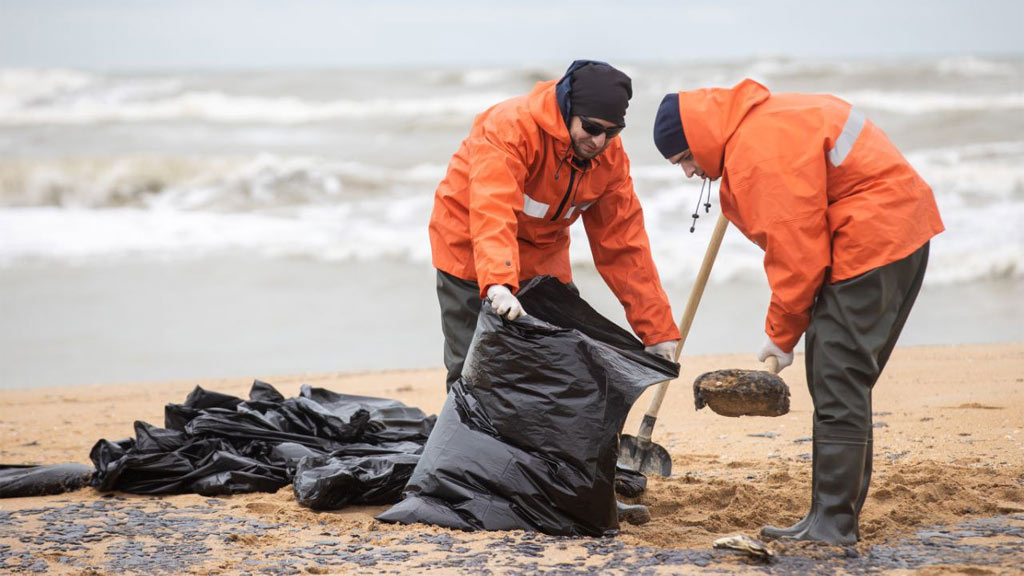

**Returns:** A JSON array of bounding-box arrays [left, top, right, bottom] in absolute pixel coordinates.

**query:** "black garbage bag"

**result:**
[[293, 453, 421, 510], [90, 432, 290, 495], [0, 463, 94, 498], [377, 276, 678, 536], [300, 387, 435, 443], [90, 381, 435, 501], [164, 385, 248, 431]]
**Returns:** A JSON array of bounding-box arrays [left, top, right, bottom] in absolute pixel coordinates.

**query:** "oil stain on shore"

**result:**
[[1, 495, 1022, 575]]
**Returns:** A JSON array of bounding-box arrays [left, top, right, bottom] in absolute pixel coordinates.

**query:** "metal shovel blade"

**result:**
[[618, 434, 673, 477]]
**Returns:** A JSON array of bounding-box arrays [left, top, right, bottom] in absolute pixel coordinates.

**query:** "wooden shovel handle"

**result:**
[[637, 213, 730, 441]]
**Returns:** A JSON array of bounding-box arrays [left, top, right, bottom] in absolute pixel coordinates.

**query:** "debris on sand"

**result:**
[[694, 369, 790, 417]]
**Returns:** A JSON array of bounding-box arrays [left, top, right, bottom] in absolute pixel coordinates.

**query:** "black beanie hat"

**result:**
[[570, 64, 632, 126], [653, 93, 688, 159]]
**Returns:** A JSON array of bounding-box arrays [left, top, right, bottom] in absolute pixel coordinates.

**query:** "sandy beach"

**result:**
[[1, 342, 1021, 574], [3, 4, 1022, 574]]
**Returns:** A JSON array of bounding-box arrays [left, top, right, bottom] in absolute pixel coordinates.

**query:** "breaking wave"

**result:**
[[0, 91, 512, 126], [839, 90, 1024, 114], [0, 143, 1021, 286], [4, 61, 1023, 126], [0, 154, 446, 209]]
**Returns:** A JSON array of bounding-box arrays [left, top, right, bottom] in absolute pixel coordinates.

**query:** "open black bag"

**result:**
[[377, 276, 678, 536]]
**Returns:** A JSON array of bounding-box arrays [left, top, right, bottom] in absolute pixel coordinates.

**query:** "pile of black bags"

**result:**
[[89, 381, 435, 509]]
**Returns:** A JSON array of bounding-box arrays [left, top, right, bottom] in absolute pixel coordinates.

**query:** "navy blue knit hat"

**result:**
[[653, 93, 688, 159]]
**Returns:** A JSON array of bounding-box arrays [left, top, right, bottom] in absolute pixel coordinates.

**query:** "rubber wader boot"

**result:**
[[616, 500, 651, 526], [761, 441, 867, 545], [763, 434, 875, 541], [761, 439, 817, 540]]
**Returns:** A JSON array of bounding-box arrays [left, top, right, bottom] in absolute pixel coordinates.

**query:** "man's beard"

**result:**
[[573, 140, 601, 160]]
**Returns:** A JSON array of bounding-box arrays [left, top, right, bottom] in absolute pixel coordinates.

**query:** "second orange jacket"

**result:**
[[676, 79, 944, 351], [429, 72, 680, 346]]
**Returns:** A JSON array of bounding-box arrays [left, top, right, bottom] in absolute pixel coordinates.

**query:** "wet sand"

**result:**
[[1, 343, 1022, 574]]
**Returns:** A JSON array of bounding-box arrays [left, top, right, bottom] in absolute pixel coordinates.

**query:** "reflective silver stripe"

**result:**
[[522, 194, 549, 218], [828, 106, 866, 167], [565, 200, 596, 219]]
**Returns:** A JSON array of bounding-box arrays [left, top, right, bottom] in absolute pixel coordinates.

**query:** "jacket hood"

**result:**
[[529, 59, 614, 143], [678, 78, 770, 180]]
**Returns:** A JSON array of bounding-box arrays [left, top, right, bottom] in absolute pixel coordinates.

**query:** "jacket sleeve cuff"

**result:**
[[765, 311, 806, 353], [476, 274, 519, 300], [641, 327, 683, 348]]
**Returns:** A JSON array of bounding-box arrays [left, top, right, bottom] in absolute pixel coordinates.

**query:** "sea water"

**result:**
[[1, 57, 1021, 387]]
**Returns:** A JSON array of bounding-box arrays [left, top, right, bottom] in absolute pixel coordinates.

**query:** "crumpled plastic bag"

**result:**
[[0, 463, 94, 498], [292, 453, 421, 510], [377, 276, 678, 536], [89, 381, 434, 504]]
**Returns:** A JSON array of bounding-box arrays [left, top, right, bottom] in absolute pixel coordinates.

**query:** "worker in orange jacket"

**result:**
[[430, 60, 681, 391], [653, 79, 944, 545]]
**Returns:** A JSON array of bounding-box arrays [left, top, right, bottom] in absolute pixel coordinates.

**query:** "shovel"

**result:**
[[619, 212, 730, 477]]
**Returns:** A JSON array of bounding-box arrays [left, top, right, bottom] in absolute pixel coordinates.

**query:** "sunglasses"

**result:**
[[579, 117, 624, 138]]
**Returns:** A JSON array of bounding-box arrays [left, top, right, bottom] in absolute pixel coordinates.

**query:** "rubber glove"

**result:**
[[486, 284, 525, 321], [757, 338, 794, 372], [644, 340, 679, 361]]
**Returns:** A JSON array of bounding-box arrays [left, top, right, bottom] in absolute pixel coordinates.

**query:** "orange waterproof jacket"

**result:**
[[676, 79, 944, 351], [429, 65, 681, 346]]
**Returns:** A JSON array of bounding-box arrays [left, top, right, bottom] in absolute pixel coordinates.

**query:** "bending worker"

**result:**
[[429, 60, 681, 390], [652, 79, 944, 545]]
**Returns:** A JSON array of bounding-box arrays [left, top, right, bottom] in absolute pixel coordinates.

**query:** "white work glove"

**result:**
[[644, 340, 679, 361], [757, 338, 794, 372], [486, 284, 525, 321]]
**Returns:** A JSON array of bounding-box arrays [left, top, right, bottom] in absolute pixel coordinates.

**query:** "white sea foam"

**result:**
[[5, 189, 1014, 286], [459, 69, 522, 86], [1, 146, 1021, 285], [906, 142, 1024, 203], [839, 90, 1024, 114], [935, 56, 1017, 77], [7, 84, 1018, 126], [0, 68, 96, 107], [746, 57, 878, 78], [7, 64, 1023, 128], [0, 155, 447, 208], [0, 197, 435, 266], [745, 55, 1019, 80], [0, 90, 514, 125]]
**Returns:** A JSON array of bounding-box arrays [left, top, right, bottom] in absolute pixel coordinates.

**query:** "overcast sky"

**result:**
[[2, 0, 1022, 70]]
